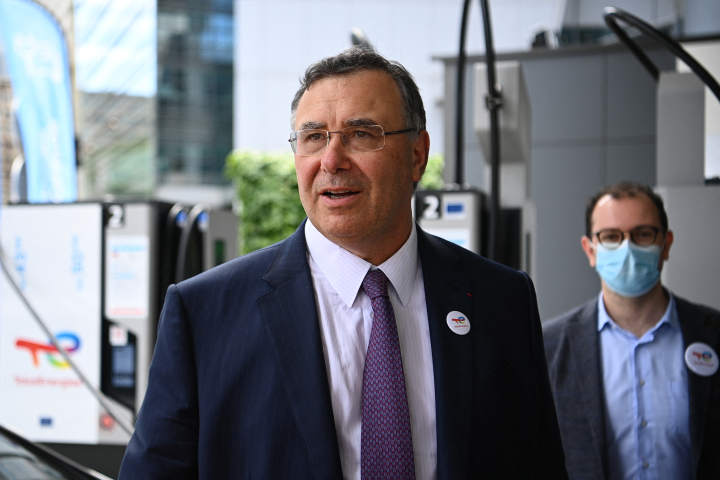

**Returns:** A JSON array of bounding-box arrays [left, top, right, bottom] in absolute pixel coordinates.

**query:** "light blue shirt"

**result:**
[[598, 292, 691, 480]]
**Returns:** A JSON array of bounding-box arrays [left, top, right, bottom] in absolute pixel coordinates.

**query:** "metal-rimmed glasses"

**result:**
[[289, 125, 416, 157], [592, 226, 664, 249]]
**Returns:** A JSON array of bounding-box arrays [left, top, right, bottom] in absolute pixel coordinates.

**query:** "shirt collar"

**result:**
[[304, 219, 419, 308], [597, 290, 680, 333]]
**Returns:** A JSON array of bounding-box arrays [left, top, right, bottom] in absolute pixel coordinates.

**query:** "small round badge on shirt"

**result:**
[[684, 342, 719, 376], [446, 311, 471, 335]]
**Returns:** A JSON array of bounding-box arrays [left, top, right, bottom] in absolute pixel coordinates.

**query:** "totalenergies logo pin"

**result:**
[[685, 342, 719, 377], [446, 311, 471, 335], [16, 332, 81, 369], [692, 351, 713, 362]]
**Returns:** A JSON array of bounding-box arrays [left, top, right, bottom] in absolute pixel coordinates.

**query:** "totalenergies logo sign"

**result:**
[[691, 350, 713, 363], [15, 332, 81, 368]]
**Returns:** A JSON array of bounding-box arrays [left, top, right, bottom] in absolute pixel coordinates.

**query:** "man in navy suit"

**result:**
[[119, 47, 567, 479]]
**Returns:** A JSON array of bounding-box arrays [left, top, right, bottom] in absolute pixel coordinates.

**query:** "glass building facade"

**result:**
[[74, 0, 157, 197], [157, 0, 233, 187], [72, 0, 233, 198]]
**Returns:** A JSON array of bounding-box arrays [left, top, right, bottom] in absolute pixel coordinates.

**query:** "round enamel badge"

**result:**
[[685, 342, 719, 376], [446, 311, 471, 335]]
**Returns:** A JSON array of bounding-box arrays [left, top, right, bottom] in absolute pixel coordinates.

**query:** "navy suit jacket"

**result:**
[[543, 296, 720, 480], [119, 223, 567, 479]]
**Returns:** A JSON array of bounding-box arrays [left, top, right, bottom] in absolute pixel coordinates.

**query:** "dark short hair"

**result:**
[[585, 182, 669, 237], [290, 46, 426, 135]]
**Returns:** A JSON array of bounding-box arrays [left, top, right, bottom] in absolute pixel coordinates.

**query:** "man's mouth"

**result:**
[[322, 190, 359, 199]]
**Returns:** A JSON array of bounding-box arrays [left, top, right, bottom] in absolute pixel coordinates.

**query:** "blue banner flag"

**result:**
[[0, 0, 77, 203]]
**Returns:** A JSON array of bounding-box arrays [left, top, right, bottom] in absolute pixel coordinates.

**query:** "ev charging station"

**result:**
[[655, 69, 720, 311], [0, 203, 105, 444], [0, 201, 237, 445], [601, 8, 720, 311], [416, 60, 532, 272], [415, 189, 485, 255], [474, 60, 534, 272]]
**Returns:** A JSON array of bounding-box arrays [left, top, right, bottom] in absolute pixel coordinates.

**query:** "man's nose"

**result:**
[[320, 133, 351, 173]]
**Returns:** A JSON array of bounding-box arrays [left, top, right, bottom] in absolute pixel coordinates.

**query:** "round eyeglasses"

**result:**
[[288, 125, 416, 157], [592, 226, 664, 249]]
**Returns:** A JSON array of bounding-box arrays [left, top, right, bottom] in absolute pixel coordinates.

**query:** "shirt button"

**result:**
[[641, 420, 647, 427], [371, 312, 374, 318], [643, 461, 649, 469], [639, 379, 646, 386]]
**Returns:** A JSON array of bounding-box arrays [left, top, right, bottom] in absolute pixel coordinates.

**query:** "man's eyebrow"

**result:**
[[345, 118, 377, 127], [298, 121, 325, 130], [597, 225, 661, 230], [297, 119, 377, 130]]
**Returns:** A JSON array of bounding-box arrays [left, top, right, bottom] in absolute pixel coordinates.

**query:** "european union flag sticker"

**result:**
[[40, 417, 53, 427]]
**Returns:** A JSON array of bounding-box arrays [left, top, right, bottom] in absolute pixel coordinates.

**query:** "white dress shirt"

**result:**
[[304, 219, 437, 480]]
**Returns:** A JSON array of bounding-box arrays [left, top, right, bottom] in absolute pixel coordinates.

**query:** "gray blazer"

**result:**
[[543, 295, 720, 480]]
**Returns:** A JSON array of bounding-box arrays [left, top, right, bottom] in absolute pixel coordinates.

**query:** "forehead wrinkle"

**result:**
[[296, 72, 400, 132]]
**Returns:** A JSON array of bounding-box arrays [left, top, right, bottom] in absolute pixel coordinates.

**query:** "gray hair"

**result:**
[[290, 46, 426, 135]]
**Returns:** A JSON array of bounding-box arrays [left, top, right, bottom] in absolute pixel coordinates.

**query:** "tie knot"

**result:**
[[361, 269, 389, 300]]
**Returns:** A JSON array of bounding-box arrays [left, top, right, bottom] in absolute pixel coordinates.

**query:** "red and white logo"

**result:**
[[446, 311, 471, 335]]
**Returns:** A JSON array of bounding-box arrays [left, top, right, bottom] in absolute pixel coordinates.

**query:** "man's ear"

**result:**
[[581, 235, 597, 268], [411, 130, 430, 183], [661, 230, 674, 262]]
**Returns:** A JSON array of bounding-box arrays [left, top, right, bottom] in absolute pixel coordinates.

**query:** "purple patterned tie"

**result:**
[[361, 269, 416, 480]]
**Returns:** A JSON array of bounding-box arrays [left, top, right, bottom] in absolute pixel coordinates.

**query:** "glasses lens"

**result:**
[[597, 230, 623, 248], [342, 125, 385, 153], [295, 129, 328, 156], [631, 227, 658, 245]]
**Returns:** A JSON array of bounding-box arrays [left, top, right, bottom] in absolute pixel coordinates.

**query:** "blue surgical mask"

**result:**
[[594, 239, 662, 298]]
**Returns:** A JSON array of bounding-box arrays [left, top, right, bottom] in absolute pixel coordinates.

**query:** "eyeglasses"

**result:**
[[592, 226, 664, 249], [288, 125, 416, 157]]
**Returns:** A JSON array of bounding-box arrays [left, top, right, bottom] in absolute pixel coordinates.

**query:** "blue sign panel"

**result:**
[[0, 0, 77, 203], [446, 203, 465, 214]]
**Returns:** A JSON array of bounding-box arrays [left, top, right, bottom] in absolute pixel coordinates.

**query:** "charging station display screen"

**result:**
[[111, 345, 135, 389], [105, 235, 150, 320], [102, 321, 137, 412]]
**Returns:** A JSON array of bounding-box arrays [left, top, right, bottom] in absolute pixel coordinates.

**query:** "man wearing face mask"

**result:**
[[543, 181, 720, 480]]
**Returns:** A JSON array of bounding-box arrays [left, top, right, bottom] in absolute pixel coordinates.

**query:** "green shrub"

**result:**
[[225, 149, 445, 255], [224, 150, 306, 255], [419, 153, 445, 190]]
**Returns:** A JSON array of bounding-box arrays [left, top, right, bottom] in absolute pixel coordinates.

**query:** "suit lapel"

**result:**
[[676, 296, 720, 474], [417, 229, 475, 480], [256, 223, 343, 479], [567, 300, 608, 474]]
